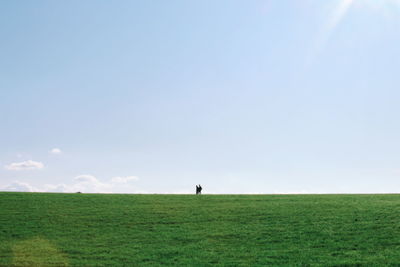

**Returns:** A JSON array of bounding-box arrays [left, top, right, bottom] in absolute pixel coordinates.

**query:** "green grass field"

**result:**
[[1, 193, 400, 266]]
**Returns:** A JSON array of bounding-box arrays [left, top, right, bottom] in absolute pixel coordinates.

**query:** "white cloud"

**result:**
[[1, 181, 38, 192], [50, 148, 62, 155], [43, 184, 70, 193], [5, 160, 44, 171], [74, 175, 99, 183], [70, 175, 140, 193], [72, 175, 112, 193], [111, 176, 139, 183], [1, 174, 141, 193]]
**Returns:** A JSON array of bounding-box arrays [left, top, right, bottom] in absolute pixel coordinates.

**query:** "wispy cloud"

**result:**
[[49, 148, 62, 155], [4, 160, 44, 171], [111, 176, 139, 183]]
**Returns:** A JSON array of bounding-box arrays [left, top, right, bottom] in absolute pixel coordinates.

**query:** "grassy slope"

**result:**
[[1, 193, 400, 266]]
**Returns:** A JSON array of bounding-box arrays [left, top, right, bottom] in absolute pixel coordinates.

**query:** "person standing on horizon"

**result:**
[[196, 184, 202, 195]]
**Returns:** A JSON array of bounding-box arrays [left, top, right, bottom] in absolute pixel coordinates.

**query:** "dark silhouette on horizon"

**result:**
[[196, 184, 202, 195]]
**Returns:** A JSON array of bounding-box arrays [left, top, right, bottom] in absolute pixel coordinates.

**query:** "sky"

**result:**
[[1, 0, 400, 194]]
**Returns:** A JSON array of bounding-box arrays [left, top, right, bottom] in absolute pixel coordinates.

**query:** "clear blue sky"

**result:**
[[1, 0, 400, 193]]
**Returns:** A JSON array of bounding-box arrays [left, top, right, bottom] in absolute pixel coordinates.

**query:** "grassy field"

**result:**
[[1, 193, 400, 266]]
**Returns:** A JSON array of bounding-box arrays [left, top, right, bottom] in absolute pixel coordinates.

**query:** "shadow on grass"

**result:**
[[12, 237, 68, 267]]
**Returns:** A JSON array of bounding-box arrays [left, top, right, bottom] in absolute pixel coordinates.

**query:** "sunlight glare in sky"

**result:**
[[328, 0, 354, 32], [308, 0, 400, 68], [305, 0, 355, 68], [353, 0, 400, 15]]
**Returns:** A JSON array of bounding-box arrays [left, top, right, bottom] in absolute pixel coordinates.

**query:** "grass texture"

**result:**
[[1, 193, 400, 266]]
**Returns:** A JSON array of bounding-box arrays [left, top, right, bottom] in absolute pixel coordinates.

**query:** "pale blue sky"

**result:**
[[1, 0, 400, 193]]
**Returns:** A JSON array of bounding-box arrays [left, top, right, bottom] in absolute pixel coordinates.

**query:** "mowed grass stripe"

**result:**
[[1, 193, 400, 266]]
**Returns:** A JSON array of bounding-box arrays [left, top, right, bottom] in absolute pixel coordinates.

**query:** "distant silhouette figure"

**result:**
[[196, 184, 202, 195]]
